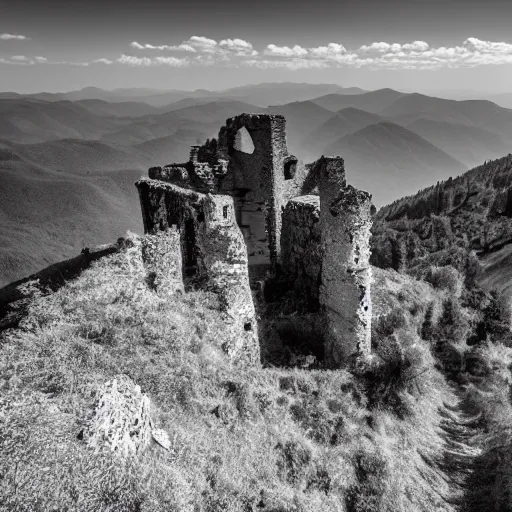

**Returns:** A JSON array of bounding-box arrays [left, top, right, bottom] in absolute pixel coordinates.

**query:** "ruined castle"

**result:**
[[136, 113, 373, 368]]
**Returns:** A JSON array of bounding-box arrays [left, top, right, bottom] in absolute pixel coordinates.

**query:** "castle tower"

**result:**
[[317, 157, 373, 365]]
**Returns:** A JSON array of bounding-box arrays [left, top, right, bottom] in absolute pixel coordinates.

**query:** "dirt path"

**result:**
[[438, 388, 485, 511]]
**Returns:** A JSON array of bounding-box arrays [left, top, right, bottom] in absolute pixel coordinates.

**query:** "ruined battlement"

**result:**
[[136, 177, 259, 366], [137, 113, 373, 367]]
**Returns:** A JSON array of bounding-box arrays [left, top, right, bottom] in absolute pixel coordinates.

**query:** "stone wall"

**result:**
[[316, 157, 373, 365], [141, 227, 184, 297], [135, 178, 259, 366], [280, 195, 322, 306], [217, 114, 312, 271]]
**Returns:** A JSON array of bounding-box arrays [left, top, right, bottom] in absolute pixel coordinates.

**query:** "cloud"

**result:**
[[219, 38, 258, 56], [5, 35, 512, 72], [243, 58, 329, 70], [264, 44, 308, 57], [184, 36, 217, 53], [0, 33, 28, 40], [130, 41, 196, 52], [117, 54, 189, 67], [91, 58, 113, 65]]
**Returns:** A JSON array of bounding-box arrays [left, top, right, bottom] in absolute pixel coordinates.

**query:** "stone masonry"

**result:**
[[136, 178, 259, 366], [136, 113, 374, 367]]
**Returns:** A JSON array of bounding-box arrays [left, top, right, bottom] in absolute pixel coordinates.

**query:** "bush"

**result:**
[[372, 310, 407, 349], [345, 449, 387, 512], [424, 265, 464, 297], [356, 335, 427, 418]]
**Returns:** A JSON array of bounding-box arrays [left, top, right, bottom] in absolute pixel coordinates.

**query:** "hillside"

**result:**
[[3, 225, 512, 511], [381, 94, 512, 140], [0, 99, 124, 144], [405, 118, 510, 168], [0, 233, 478, 511], [267, 101, 334, 154], [302, 108, 384, 159], [371, 153, 512, 297], [0, 142, 143, 286], [324, 122, 466, 206], [75, 99, 161, 118]]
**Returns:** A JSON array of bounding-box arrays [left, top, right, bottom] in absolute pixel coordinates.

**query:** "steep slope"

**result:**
[[371, 153, 512, 297], [406, 118, 510, 168], [311, 88, 406, 113], [325, 122, 466, 206], [302, 108, 384, 159]]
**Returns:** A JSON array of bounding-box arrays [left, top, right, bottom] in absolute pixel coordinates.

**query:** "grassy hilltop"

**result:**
[[2, 234, 512, 511]]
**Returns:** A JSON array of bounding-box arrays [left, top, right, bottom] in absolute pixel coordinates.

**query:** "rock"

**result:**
[[82, 375, 169, 457]]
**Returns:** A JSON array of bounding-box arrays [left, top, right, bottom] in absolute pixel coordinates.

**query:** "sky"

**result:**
[[2, 0, 512, 94]]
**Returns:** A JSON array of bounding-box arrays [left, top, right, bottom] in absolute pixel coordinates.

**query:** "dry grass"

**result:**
[[0, 248, 470, 511]]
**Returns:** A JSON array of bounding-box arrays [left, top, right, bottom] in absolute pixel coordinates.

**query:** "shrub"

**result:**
[[345, 449, 387, 512], [356, 335, 427, 418], [424, 265, 464, 297], [372, 310, 407, 349]]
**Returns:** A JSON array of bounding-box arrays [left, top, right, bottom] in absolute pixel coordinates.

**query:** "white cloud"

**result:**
[[5, 35, 512, 71], [117, 54, 189, 67], [0, 33, 28, 40], [243, 58, 329, 70], [130, 41, 196, 52], [309, 43, 347, 58], [219, 38, 258, 56], [264, 44, 308, 57], [184, 36, 217, 53], [117, 54, 153, 66], [92, 58, 113, 65]]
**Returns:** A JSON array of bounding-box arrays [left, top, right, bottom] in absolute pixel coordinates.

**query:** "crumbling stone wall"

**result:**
[[141, 227, 184, 297], [280, 195, 322, 305], [217, 114, 311, 271], [316, 157, 373, 364], [280, 158, 373, 365], [138, 114, 375, 366], [135, 178, 259, 366]]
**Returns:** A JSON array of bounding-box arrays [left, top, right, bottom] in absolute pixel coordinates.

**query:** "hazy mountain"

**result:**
[[217, 82, 365, 107], [75, 99, 161, 118], [0, 140, 143, 286], [267, 101, 334, 155], [170, 100, 263, 124], [2, 138, 150, 175], [311, 88, 406, 113], [381, 93, 512, 140], [0, 83, 368, 110], [325, 121, 466, 206], [302, 107, 385, 160], [0, 99, 124, 143], [484, 93, 512, 110], [405, 118, 510, 168], [133, 129, 212, 166]]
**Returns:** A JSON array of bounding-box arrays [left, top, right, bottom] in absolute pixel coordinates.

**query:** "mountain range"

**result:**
[[2, 81, 512, 285]]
